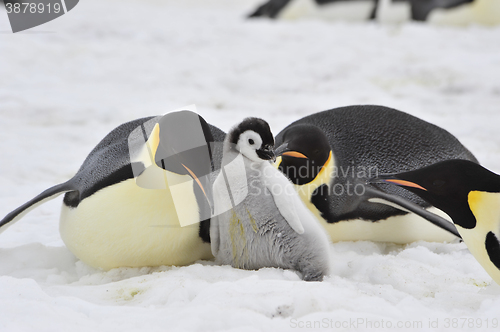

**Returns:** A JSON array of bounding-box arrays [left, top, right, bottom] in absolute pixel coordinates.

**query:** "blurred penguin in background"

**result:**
[[249, 0, 500, 26]]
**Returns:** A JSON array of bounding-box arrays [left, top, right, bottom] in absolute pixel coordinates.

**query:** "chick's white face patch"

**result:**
[[236, 130, 263, 163]]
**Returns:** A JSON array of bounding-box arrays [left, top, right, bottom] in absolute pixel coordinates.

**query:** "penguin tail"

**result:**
[[0, 181, 78, 233]]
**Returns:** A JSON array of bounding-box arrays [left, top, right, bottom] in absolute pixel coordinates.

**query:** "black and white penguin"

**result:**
[[0, 110, 226, 270], [370, 159, 500, 284], [248, 0, 492, 24], [211, 118, 331, 281], [274, 105, 477, 243]]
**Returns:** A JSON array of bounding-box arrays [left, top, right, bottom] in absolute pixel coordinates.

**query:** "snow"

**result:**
[[1, 0, 500, 331]]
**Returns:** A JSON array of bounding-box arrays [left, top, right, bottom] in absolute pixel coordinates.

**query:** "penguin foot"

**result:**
[[301, 270, 326, 282]]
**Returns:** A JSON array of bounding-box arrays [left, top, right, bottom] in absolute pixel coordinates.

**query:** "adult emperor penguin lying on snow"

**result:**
[[274, 105, 477, 243], [0, 109, 225, 270], [210, 118, 331, 281], [370, 160, 500, 285]]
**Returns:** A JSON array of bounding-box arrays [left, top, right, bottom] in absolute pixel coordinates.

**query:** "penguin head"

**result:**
[[228, 117, 275, 163], [155, 111, 214, 177], [131, 110, 216, 227], [275, 124, 332, 185], [156, 111, 215, 213], [370, 159, 500, 229]]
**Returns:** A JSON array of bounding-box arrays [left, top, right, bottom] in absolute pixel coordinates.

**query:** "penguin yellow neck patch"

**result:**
[[460, 190, 500, 285], [468, 191, 500, 231], [295, 151, 334, 215], [146, 123, 161, 160], [133, 123, 172, 192], [273, 151, 335, 222], [273, 156, 282, 169]]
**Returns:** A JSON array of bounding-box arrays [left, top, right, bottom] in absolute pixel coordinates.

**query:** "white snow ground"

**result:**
[[1, 0, 500, 331]]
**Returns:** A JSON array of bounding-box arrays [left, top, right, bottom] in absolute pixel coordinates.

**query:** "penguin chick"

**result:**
[[370, 159, 500, 285], [210, 118, 331, 281]]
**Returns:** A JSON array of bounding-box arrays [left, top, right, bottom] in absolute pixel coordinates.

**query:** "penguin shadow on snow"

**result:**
[[0, 243, 78, 282], [0, 244, 173, 286]]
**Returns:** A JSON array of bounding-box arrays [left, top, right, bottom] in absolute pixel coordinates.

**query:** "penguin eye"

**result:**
[[248, 139, 255, 145]]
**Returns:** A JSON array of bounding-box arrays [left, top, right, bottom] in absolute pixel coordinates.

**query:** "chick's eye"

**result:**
[[248, 139, 254, 145]]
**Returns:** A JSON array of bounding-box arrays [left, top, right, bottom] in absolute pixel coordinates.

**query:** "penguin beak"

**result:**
[[274, 143, 308, 159], [257, 145, 276, 162], [369, 175, 428, 191]]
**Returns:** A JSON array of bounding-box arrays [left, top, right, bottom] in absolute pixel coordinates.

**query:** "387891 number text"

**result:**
[[444, 318, 498, 329], [5, 2, 62, 14]]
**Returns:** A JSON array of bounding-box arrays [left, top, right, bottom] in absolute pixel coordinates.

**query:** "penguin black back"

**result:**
[[63, 116, 226, 209], [374, 160, 500, 229]]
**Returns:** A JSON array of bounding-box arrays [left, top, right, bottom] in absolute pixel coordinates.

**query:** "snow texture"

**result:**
[[1, 0, 500, 331]]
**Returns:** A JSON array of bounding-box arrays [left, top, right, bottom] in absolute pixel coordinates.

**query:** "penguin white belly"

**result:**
[[60, 178, 212, 270], [322, 207, 457, 244], [429, 0, 500, 26], [291, 160, 457, 244], [279, 0, 374, 21], [305, 195, 457, 243]]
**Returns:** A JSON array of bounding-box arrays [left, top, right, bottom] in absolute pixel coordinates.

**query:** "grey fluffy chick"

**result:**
[[210, 118, 331, 281]]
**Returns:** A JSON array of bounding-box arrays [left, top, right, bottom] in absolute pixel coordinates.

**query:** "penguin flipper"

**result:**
[[0, 181, 77, 233], [264, 165, 305, 235], [364, 186, 461, 238]]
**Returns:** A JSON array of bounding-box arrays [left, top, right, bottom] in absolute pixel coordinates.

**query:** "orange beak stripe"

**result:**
[[384, 179, 427, 191], [282, 151, 308, 159], [182, 163, 209, 200]]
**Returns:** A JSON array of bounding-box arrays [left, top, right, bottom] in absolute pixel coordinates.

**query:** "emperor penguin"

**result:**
[[0, 110, 226, 270], [370, 160, 500, 285], [210, 118, 331, 281], [248, 0, 497, 25], [274, 105, 477, 244]]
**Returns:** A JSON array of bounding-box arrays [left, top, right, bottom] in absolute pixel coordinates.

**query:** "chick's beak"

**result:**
[[257, 145, 276, 162]]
